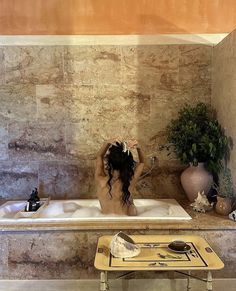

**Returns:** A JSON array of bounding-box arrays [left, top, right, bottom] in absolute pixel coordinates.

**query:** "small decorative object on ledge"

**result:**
[[190, 191, 213, 213], [181, 163, 213, 202], [215, 196, 232, 216], [25, 188, 40, 212], [165, 103, 230, 202], [229, 210, 236, 221], [214, 167, 234, 216], [110, 231, 140, 258]]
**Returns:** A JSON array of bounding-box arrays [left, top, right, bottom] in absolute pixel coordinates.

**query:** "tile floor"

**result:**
[[0, 279, 235, 291]]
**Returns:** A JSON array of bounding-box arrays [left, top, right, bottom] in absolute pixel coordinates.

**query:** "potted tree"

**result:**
[[214, 167, 234, 216], [166, 103, 229, 202]]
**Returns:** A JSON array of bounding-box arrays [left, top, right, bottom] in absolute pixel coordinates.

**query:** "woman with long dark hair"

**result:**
[[95, 138, 144, 215]]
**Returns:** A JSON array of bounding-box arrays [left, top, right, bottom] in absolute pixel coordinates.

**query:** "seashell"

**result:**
[[190, 191, 213, 213], [229, 210, 236, 221], [110, 232, 141, 258]]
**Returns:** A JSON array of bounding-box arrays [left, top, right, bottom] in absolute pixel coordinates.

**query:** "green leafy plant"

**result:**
[[213, 167, 234, 198], [166, 103, 229, 174]]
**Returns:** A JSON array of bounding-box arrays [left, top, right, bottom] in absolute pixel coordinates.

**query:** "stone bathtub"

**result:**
[[0, 199, 191, 222]]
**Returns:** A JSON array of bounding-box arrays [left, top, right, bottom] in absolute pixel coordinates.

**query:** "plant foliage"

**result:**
[[213, 167, 234, 198], [166, 103, 229, 174]]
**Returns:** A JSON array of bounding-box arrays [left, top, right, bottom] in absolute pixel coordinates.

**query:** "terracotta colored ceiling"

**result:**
[[0, 0, 236, 35]]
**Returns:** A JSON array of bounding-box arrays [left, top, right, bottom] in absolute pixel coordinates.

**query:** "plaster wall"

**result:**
[[0, 0, 236, 35]]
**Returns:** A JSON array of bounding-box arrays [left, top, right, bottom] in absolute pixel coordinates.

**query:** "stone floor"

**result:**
[[0, 279, 235, 291]]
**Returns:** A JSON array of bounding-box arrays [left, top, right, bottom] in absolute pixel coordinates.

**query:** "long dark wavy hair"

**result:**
[[105, 142, 135, 205]]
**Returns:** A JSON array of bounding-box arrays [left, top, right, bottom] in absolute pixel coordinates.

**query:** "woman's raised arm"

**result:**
[[95, 138, 120, 180], [127, 140, 145, 181]]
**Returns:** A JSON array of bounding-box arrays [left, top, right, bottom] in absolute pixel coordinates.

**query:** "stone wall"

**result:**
[[212, 29, 236, 187], [0, 44, 212, 200], [0, 229, 234, 279]]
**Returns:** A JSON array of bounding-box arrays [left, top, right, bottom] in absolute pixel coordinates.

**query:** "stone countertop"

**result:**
[[0, 199, 235, 232]]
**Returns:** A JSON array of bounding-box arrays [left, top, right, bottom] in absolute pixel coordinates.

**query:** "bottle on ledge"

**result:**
[[25, 188, 41, 212]]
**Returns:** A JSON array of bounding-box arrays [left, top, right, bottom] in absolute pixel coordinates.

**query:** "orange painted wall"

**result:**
[[0, 0, 236, 35]]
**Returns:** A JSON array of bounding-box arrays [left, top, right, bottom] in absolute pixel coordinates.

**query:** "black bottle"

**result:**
[[25, 188, 41, 212]]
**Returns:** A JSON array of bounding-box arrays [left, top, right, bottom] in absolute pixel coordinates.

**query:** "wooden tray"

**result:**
[[14, 199, 48, 219]]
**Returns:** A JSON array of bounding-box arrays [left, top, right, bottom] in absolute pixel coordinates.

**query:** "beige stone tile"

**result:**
[[181, 86, 211, 105], [65, 84, 151, 159], [0, 279, 235, 291], [36, 84, 69, 122], [0, 161, 38, 199], [0, 235, 8, 278], [136, 169, 185, 200], [149, 87, 211, 164], [0, 124, 9, 161], [8, 232, 89, 279], [122, 45, 179, 70], [94, 46, 122, 85], [121, 45, 179, 91], [148, 90, 185, 165], [179, 45, 212, 90], [8, 122, 66, 161], [150, 87, 211, 136], [4, 46, 63, 84], [66, 120, 95, 160], [0, 85, 36, 122], [93, 85, 150, 124], [39, 161, 95, 199], [214, 30, 236, 60], [150, 90, 182, 133], [36, 84, 94, 122], [67, 85, 94, 122], [90, 85, 151, 145], [0, 48, 4, 85], [130, 279, 236, 291], [179, 45, 212, 65], [64, 46, 121, 85]]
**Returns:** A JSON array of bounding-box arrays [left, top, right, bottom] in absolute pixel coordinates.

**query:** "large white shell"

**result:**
[[190, 191, 213, 213], [110, 232, 141, 258]]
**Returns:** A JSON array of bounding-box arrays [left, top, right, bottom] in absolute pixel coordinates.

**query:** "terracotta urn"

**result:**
[[215, 196, 232, 216], [180, 163, 213, 202]]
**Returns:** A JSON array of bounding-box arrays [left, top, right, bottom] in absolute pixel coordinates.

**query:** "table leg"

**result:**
[[206, 271, 213, 291], [187, 271, 191, 291], [105, 271, 109, 290], [100, 271, 108, 291]]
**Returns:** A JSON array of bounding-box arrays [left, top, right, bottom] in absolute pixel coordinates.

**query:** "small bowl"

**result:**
[[168, 240, 187, 251]]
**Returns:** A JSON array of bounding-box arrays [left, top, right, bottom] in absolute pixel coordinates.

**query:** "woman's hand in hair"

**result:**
[[107, 137, 121, 146], [127, 139, 139, 149]]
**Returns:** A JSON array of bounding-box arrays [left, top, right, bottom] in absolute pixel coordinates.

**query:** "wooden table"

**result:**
[[94, 235, 224, 291]]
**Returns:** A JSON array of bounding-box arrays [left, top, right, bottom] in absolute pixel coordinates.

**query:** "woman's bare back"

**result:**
[[96, 176, 137, 215], [95, 139, 145, 216]]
